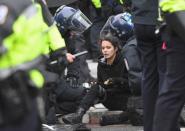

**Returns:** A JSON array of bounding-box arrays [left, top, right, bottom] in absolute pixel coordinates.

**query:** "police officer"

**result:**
[[0, 0, 58, 130], [32, 1, 77, 124], [152, 1, 185, 131], [42, 5, 93, 124], [54, 5, 95, 84]]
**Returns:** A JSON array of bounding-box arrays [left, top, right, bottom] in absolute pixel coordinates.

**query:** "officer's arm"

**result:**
[[35, 0, 67, 57], [160, 0, 185, 42]]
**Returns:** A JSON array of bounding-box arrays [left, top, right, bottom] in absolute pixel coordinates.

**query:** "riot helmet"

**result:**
[[54, 5, 92, 34], [100, 12, 134, 43]]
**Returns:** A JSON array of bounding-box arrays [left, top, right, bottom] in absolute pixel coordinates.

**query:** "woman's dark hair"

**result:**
[[99, 32, 122, 52]]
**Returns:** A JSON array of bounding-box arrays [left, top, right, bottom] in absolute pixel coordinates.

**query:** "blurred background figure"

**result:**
[[0, 0, 66, 130]]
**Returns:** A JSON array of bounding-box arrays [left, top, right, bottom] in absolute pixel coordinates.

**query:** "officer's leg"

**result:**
[[127, 96, 143, 126], [56, 80, 86, 102], [153, 31, 185, 131], [54, 79, 86, 114], [0, 98, 42, 131], [134, 24, 161, 131]]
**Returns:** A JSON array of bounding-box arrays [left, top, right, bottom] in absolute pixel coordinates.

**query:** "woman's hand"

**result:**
[[104, 78, 114, 85], [104, 77, 127, 85]]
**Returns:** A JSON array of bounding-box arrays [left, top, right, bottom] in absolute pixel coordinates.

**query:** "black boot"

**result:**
[[62, 107, 86, 124], [100, 112, 129, 126]]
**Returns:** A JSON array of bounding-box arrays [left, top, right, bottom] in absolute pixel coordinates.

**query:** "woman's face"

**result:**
[[101, 40, 117, 59]]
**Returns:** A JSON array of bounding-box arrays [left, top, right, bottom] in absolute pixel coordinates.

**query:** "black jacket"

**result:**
[[130, 0, 159, 25], [97, 52, 129, 92]]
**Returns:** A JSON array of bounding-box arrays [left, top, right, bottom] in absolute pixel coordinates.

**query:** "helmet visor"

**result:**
[[100, 16, 115, 38], [70, 10, 92, 33]]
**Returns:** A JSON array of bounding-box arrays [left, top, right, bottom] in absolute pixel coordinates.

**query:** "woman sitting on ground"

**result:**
[[61, 33, 143, 126]]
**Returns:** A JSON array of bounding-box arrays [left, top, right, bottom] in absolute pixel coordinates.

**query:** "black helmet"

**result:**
[[54, 5, 92, 34], [100, 12, 134, 43]]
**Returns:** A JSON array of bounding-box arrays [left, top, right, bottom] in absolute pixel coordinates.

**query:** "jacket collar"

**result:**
[[98, 52, 122, 66]]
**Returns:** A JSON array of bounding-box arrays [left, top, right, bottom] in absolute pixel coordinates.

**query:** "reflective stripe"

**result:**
[[160, 0, 185, 13], [92, 0, 101, 8], [0, 56, 44, 80], [120, 0, 124, 4], [48, 25, 66, 51]]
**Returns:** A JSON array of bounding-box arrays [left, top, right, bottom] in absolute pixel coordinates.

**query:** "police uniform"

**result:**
[[153, 1, 185, 131], [129, 0, 166, 131], [43, 5, 94, 123], [0, 0, 51, 130]]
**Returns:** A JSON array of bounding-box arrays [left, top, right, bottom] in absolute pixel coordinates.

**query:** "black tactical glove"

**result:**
[[66, 76, 78, 88]]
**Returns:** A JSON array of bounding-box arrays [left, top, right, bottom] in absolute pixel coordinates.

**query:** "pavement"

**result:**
[[87, 60, 98, 79]]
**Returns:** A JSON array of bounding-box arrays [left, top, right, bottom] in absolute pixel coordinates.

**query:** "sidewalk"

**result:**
[[87, 59, 98, 79]]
